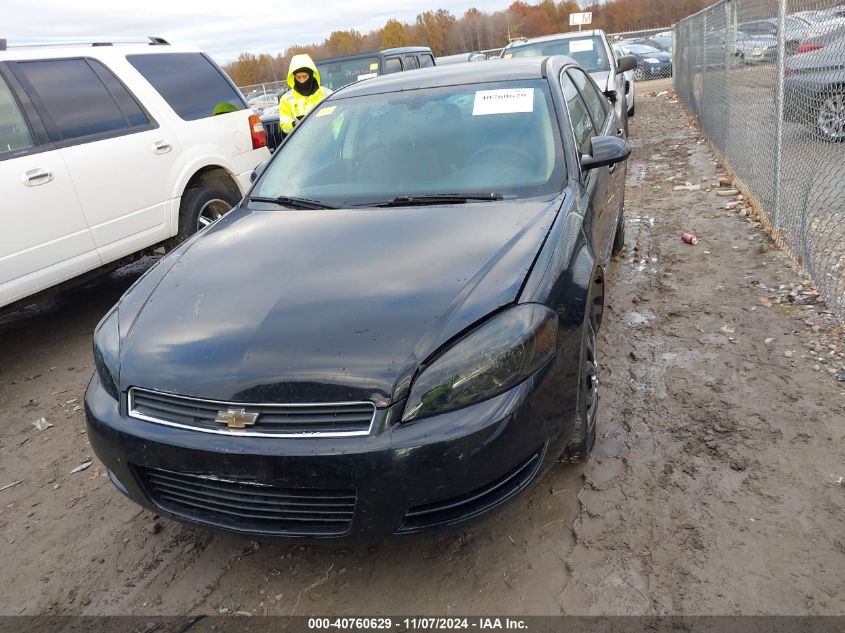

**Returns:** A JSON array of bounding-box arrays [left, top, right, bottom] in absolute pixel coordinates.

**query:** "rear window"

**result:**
[[316, 57, 380, 90], [508, 36, 611, 73], [128, 53, 245, 121]]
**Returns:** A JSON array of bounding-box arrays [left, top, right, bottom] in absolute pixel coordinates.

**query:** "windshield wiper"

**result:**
[[247, 195, 338, 210], [366, 193, 504, 207]]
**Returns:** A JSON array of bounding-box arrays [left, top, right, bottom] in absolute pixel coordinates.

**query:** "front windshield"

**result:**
[[316, 57, 380, 90], [253, 80, 565, 206], [622, 44, 662, 54], [507, 36, 610, 72]]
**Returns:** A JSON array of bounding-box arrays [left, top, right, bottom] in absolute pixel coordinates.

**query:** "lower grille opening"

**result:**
[[136, 466, 356, 536], [397, 446, 545, 533]]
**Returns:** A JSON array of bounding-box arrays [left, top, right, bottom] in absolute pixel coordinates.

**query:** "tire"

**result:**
[[612, 207, 626, 256], [560, 315, 599, 464], [620, 98, 630, 137], [816, 91, 845, 143], [176, 185, 240, 242], [633, 66, 645, 82]]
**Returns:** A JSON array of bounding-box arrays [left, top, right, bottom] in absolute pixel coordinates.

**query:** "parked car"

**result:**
[[639, 31, 673, 53], [261, 47, 435, 151], [739, 15, 814, 55], [248, 92, 282, 116], [614, 42, 672, 81], [435, 52, 487, 65], [86, 57, 631, 540], [0, 37, 269, 310], [611, 46, 636, 116], [793, 23, 845, 55], [784, 37, 845, 142], [501, 30, 637, 134]]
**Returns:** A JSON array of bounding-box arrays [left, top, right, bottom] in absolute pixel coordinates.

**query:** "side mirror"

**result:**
[[581, 136, 631, 172], [617, 55, 637, 73], [250, 162, 267, 183]]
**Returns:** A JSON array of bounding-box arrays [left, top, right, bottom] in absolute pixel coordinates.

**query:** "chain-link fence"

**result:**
[[674, 0, 845, 319]]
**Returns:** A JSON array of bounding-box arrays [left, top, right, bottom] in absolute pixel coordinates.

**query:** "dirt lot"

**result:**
[[1, 79, 844, 617]]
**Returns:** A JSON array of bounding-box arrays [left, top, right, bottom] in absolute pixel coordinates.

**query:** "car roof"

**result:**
[[0, 41, 201, 62], [316, 47, 432, 65], [510, 30, 606, 47], [329, 58, 549, 99]]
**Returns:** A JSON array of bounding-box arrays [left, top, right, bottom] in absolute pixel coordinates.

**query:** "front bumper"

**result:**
[[85, 338, 580, 541]]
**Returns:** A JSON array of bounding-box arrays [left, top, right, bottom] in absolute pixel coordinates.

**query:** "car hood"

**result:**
[[117, 200, 561, 406], [638, 51, 672, 61]]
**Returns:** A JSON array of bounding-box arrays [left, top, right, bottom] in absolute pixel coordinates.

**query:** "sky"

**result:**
[[4, 0, 518, 64]]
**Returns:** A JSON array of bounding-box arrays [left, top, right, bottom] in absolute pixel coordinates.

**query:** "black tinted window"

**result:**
[[16, 58, 147, 141], [128, 53, 245, 121], [568, 69, 608, 131], [560, 72, 596, 156], [420, 55, 435, 68], [384, 58, 402, 74]]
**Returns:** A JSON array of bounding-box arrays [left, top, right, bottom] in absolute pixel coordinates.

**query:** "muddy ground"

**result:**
[[1, 79, 844, 617]]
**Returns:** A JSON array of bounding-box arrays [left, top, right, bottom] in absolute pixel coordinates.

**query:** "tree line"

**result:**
[[225, 0, 713, 86]]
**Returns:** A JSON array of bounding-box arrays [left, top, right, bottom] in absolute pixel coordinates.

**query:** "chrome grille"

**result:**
[[138, 466, 356, 536], [128, 388, 375, 437]]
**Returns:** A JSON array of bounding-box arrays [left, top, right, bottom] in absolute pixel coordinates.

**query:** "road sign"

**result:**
[[569, 12, 593, 31]]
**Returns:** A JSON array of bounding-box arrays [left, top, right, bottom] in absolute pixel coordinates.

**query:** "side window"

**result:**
[[15, 58, 148, 142], [384, 57, 403, 74], [560, 71, 596, 157], [403, 55, 420, 70], [0, 77, 34, 155], [420, 55, 435, 68], [128, 53, 245, 121], [568, 69, 609, 131]]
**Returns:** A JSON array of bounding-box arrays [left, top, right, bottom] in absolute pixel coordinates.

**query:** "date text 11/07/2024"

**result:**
[[307, 618, 529, 630]]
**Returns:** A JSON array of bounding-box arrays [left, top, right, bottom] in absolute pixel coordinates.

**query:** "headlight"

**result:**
[[644, 58, 661, 64], [93, 307, 120, 400], [401, 304, 558, 422]]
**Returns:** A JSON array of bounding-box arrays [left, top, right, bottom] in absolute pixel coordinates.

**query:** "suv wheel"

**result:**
[[177, 186, 240, 242]]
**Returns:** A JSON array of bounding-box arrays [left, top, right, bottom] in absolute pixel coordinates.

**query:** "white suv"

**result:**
[[0, 37, 270, 309]]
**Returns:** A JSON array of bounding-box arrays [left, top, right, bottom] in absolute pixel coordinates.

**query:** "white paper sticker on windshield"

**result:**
[[472, 88, 534, 116], [357, 72, 378, 81], [315, 105, 336, 117], [569, 39, 594, 53]]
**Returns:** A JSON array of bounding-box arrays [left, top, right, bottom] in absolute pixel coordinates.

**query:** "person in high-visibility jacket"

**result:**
[[278, 54, 332, 135]]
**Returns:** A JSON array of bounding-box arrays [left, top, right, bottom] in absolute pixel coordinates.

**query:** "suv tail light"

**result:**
[[249, 114, 266, 150], [796, 43, 822, 54]]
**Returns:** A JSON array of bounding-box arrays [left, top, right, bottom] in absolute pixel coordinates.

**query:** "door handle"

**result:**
[[20, 168, 53, 186], [152, 140, 172, 154]]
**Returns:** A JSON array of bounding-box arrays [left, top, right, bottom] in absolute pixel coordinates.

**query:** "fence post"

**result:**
[[724, 0, 733, 152], [772, 0, 787, 231]]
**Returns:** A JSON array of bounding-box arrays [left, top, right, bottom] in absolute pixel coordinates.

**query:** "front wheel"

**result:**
[[176, 185, 240, 243], [816, 91, 845, 143], [560, 317, 599, 464], [633, 66, 645, 82]]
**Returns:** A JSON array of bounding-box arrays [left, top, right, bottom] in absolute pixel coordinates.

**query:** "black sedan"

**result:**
[[85, 58, 630, 540]]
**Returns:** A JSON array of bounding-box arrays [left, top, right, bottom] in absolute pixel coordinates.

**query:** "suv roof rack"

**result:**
[[0, 36, 169, 51]]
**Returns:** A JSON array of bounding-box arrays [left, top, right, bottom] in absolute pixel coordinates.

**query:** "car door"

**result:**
[[0, 66, 99, 308], [559, 69, 610, 264], [402, 55, 420, 71], [9, 57, 181, 266], [569, 67, 624, 263]]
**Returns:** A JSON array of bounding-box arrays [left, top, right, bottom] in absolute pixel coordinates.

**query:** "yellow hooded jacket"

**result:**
[[278, 54, 332, 134]]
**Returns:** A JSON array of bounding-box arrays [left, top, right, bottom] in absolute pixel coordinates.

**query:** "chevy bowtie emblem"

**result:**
[[215, 408, 259, 429]]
